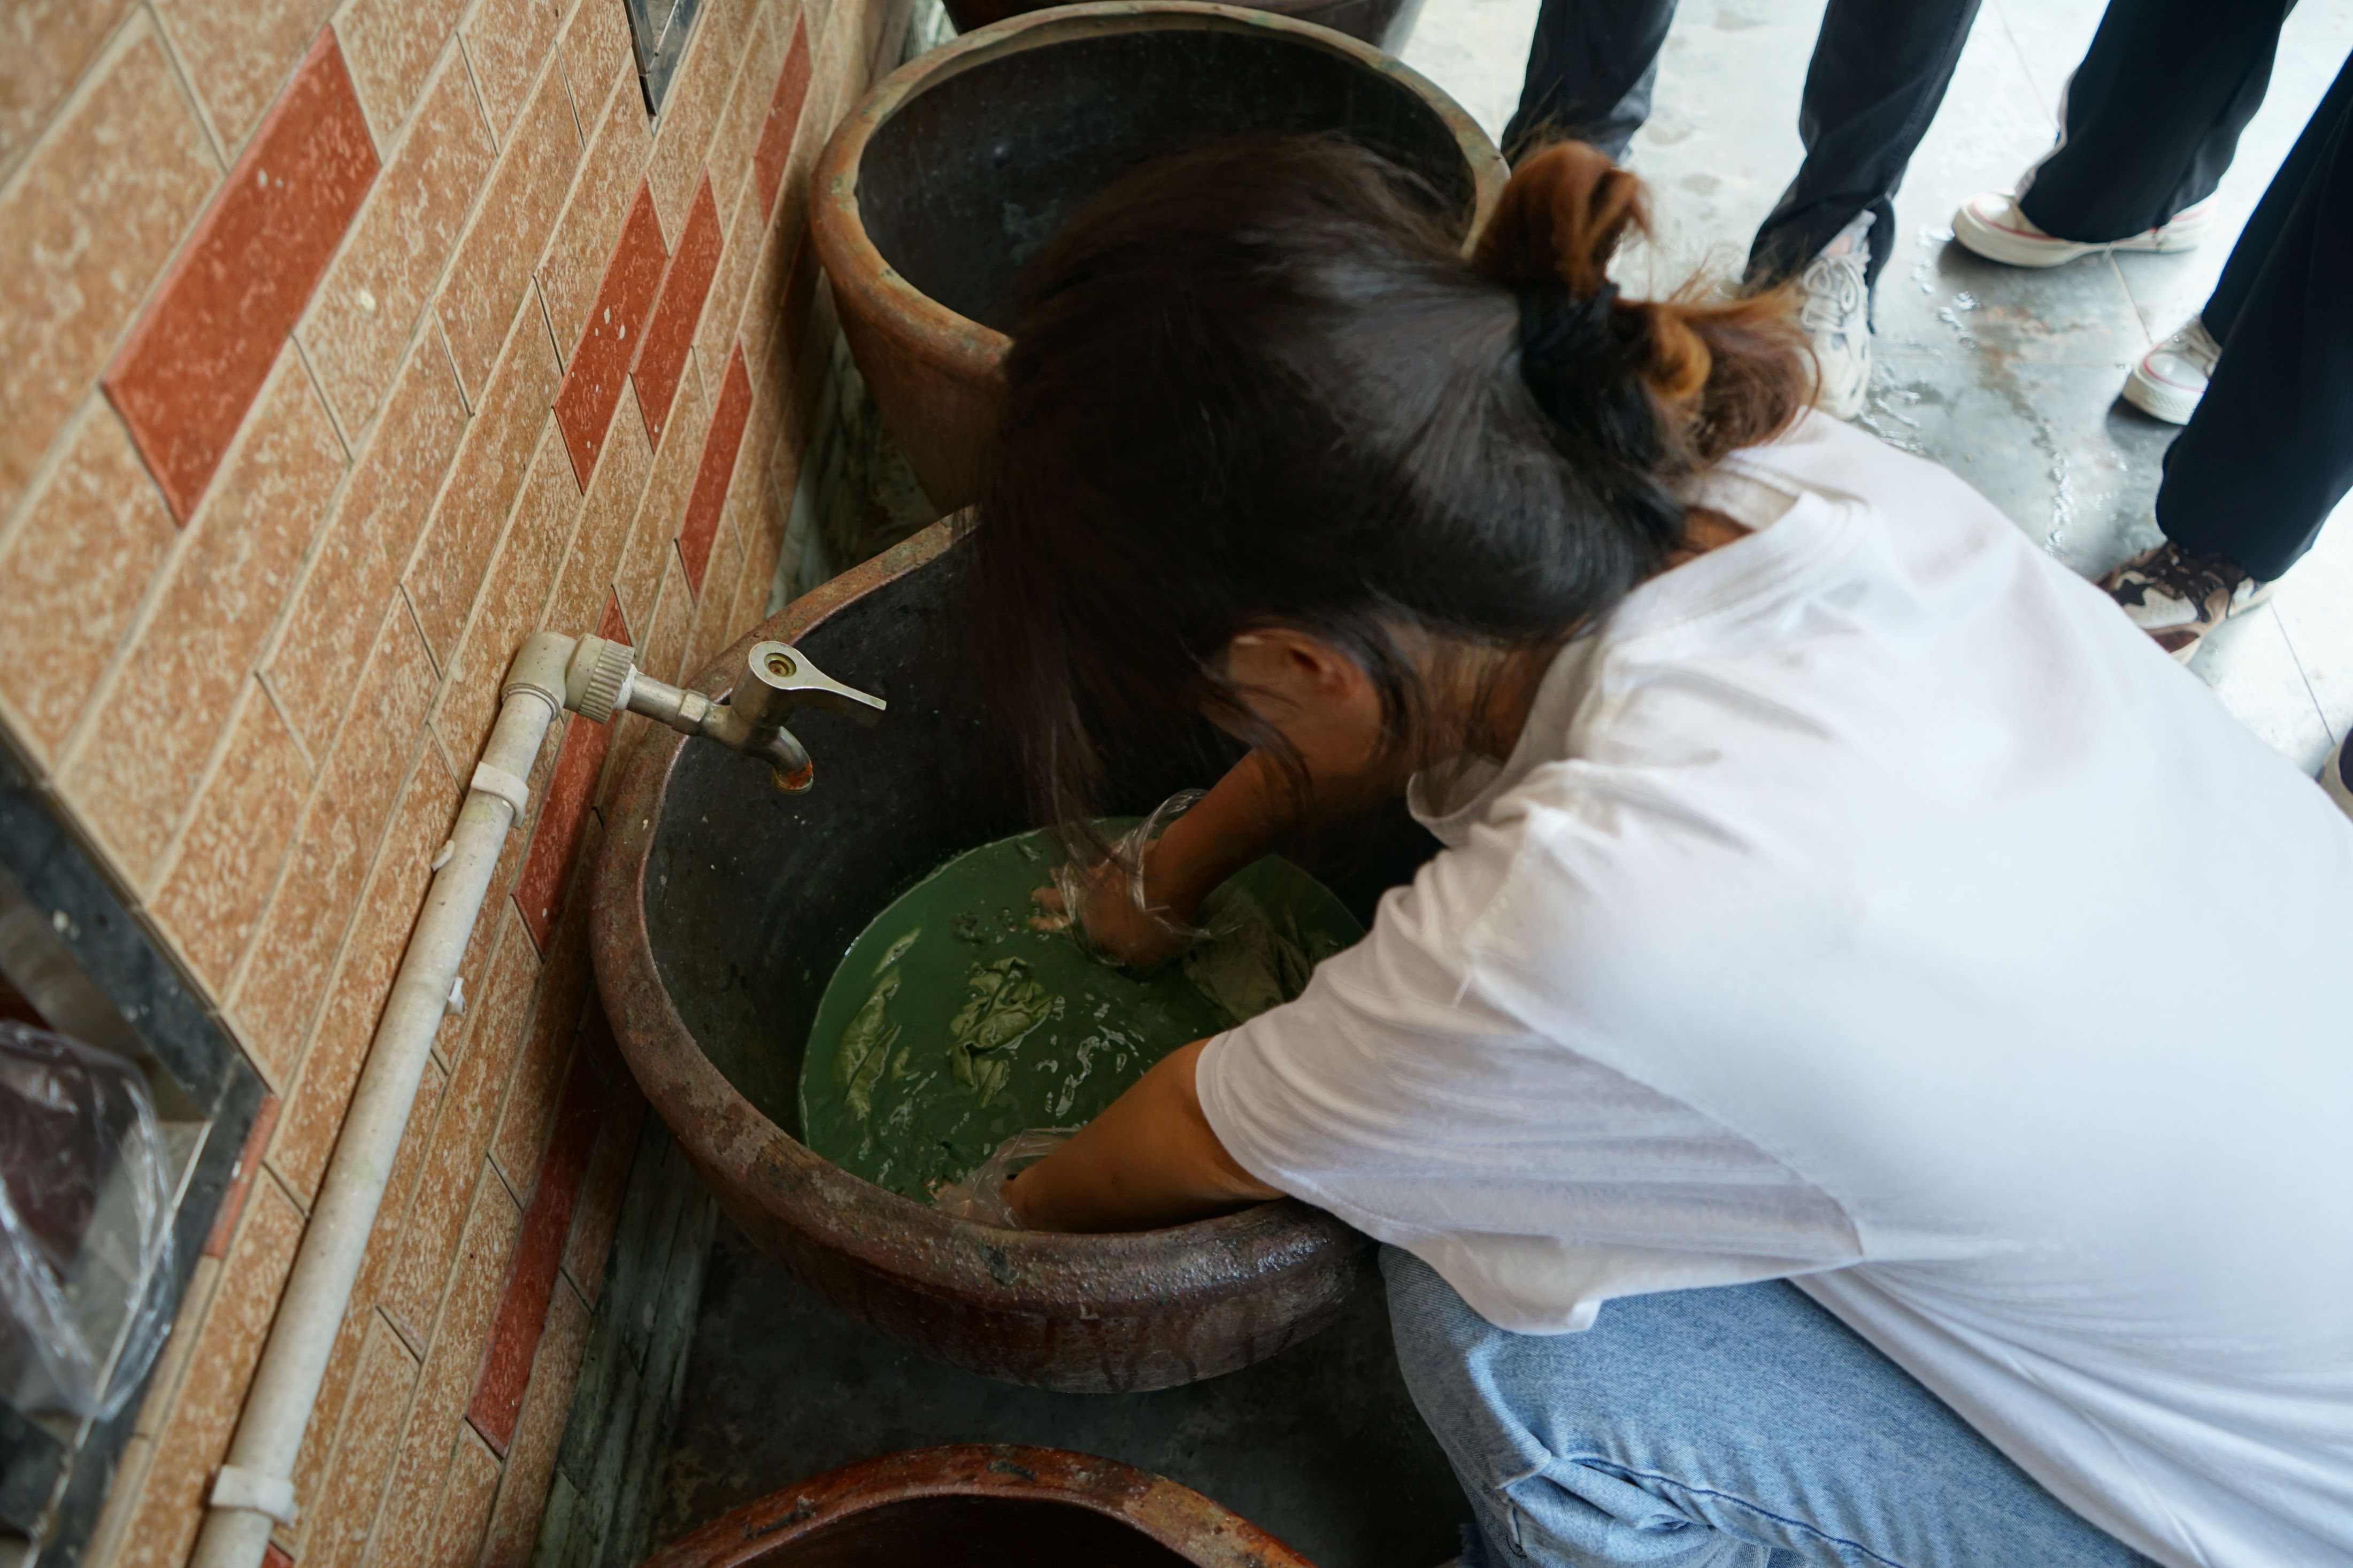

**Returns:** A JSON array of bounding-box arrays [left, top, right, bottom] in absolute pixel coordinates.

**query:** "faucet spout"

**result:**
[[559, 635, 881, 792]]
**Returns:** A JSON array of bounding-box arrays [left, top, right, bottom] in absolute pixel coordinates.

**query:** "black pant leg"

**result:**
[[1744, 0, 1983, 291], [2158, 53, 2353, 581], [1504, 0, 1677, 160], [2203, 38, 2342, 341], [2017, 0, 2296, 242]]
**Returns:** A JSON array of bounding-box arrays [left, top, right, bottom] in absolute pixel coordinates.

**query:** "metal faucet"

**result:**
[[562, 635, 886, 792]]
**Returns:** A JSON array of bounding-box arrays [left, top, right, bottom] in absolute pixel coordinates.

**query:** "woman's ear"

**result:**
[[1224, 631, 1370, 710]]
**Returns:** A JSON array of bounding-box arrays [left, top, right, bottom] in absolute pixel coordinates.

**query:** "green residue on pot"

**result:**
[[796, 825, 1364, 1201]]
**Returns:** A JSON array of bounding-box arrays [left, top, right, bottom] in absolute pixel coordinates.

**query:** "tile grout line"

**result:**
[[291, 331, 358, 464], [2267, 603, 2339, 753], [1985, 0, 2057, 123], [137, 0, 233, 176]]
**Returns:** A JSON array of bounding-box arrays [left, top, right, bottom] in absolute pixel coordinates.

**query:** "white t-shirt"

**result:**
[[1195, 414, 2353, 1568]]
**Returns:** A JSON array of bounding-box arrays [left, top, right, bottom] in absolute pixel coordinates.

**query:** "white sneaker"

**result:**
[[2121, 318, 2220, 426], [2324, 731, 2353, 822], [1796, 211, 1873, 421], [1951, 191, 2216, 268]]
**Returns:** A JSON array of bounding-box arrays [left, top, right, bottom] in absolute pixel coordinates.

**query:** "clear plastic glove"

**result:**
[[932, 1129, 1077, 1229], [1032, 790, 1209, 971], [0, 1021, 175, 1420]]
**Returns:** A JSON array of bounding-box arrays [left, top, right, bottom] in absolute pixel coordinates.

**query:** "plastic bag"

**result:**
[[0, 1022, 175, 1420], [1044, 789, 1211, 963], [932, 1129, 1076, 1229]]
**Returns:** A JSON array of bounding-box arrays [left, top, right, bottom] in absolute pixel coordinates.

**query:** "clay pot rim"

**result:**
[[590, 516, 1367, 1317], [638, 1442, 1317, 1567], [808, 0, 1510, 384]]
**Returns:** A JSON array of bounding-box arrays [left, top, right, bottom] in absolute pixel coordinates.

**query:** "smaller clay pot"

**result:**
[[638, 1444, 1316, 1567], [811, 1, 1508, 511]]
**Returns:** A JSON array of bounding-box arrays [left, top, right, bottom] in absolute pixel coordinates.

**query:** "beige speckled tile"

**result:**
[[0, 22, 217, 524], [62, 351, 342, 885], [0, 402, 177, 760], [151, 682, 316, 991], [299, 51, 497, 437]]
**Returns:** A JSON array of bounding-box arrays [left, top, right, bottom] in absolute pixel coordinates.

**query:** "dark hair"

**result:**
[[973, 134, 1813, 837]]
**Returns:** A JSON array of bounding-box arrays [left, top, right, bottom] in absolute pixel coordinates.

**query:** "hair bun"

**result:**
[[1472, 141, 1649, 295]]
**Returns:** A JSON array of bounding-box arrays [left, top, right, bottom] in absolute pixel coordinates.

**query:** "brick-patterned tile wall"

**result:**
[[0, 0, 914, 1558]]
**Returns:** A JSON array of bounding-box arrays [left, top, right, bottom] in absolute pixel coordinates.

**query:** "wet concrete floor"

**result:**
[[655, 2, 2353, 1561]]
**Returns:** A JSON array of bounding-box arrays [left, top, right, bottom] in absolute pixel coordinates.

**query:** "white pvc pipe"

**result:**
[[186, 635, 575, 1568]]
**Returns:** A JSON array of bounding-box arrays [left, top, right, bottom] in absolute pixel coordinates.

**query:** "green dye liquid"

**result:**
[[796, 827, 1364, 1202]]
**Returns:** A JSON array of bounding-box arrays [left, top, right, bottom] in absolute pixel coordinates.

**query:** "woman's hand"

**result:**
[[1032, 855, 1191, 970], [1033, 749, 1297, 968]]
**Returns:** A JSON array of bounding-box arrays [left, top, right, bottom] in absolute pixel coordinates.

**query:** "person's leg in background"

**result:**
[[1955, 0, 2296, 265], [2103, 53, 2353, 660], [2022, 0, 2297, 241], [1506, 0, 1981, 421], [1502, 0, 1678, 160], [1381, 1248, 2156, 1568], [1748, 0, 1982, 420], [1744, 0, 1983, 295], [2126, 35, 2344, 431]]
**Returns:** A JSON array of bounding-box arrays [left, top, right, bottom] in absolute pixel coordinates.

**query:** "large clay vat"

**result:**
[[590, 521, 1376, 1393], [640, 1445, 1316, 1567], [810, 1, 1509, 509]]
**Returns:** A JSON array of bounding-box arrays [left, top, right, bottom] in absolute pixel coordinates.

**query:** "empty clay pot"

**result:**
[[810, 1, 1509, 509], [638, 1445, 1316, 1567], [590, 519, 1375, 1393]]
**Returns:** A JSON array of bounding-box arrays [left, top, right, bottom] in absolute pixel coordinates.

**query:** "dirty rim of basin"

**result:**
[[941, 0, 1430, 53], [809, 0, 1510, 511], [591, 519, 1373, 1394], [638, 1444, 1318, 1567]]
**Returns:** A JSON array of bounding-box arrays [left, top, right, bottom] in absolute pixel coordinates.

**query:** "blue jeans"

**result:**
[[1382, 1249, 2156, 1568]]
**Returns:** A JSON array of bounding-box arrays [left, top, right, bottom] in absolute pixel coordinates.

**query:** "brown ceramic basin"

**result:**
[[810, 1, 1508, 509], [637, 1445, 1316, 1567], [590, 521, 1375, 1392]]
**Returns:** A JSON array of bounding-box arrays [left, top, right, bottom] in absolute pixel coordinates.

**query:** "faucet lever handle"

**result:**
[[735, 640, 887, 728]]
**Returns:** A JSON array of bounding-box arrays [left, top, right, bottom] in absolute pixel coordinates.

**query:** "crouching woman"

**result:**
[[971, 135, 2353, 1568]]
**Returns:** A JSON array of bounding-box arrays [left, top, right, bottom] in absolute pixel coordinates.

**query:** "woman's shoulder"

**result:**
[[1729, 411, 2003, 528]]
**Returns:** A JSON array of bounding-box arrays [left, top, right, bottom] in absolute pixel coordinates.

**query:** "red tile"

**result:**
[[103, 31, 378, 523], [780, 226, 821, 366], [510, 594, 626, 949], [465, 1041, 605, 1455], [551, 182, 668, 491], [201, 1094, 282, 1260], [631, 175, 724, 450], [750, 17, 811, 222], [675, 345, 750, 596]]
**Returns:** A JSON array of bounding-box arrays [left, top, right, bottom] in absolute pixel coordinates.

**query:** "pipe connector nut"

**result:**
[[567, 636, 636, 723]]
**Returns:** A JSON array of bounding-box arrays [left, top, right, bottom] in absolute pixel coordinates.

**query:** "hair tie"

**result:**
[[1516, 278, 1619, 358], [1512, 279, 1676, 478], [1514, 281, 1625, 416]]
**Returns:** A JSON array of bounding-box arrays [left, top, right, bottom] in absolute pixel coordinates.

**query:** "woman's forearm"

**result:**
[[1006, 1040, 1281, 1232], [1144, 750, 1293, 921]]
